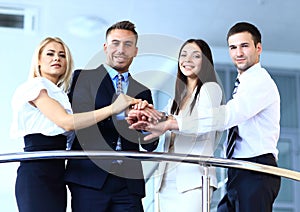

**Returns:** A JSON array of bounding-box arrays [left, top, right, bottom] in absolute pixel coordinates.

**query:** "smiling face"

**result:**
[[38, 41, 67, 84], [104, 29, 138, 73], [228, 31, 262, 74], [179, 42, 203, 79]]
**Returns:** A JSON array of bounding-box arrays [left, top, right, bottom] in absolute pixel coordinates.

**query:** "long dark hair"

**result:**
[[170, 39, 218, 115]]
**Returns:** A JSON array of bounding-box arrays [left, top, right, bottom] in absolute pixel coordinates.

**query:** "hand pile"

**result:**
[[126, 100, 168, 140]]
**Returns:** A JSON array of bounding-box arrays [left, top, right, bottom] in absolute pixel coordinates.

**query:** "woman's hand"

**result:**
[[129, 115, 178, 140], [111, 94, 141, 115], [129, 120, 168, 140]]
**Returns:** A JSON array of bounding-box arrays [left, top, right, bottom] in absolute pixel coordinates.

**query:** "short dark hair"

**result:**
[[106, 20, 138, 43], [227, 22, 261, 46]]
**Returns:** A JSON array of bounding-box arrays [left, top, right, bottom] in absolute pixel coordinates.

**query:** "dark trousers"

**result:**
[[217, 153, 281, 212], [68, 174, 144, 212]]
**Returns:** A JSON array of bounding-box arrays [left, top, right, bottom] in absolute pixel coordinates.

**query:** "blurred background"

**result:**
[[1, 0, 300, 211]]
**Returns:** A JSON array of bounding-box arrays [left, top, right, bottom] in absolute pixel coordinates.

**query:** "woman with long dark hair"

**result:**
[[129, 39, 224, 211]]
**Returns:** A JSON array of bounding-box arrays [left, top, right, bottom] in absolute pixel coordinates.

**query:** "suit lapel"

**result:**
[[94, 65, 116, 109], [98, 65, 115, 95], [126, 73, 134, 95]]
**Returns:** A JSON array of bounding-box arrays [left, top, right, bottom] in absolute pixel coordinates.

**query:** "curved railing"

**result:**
[[1, 150, 300, 211]]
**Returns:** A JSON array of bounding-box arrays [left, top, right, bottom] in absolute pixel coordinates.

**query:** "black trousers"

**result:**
[[217, 153, 281, 212], [16, 134, 67, 212], [68, 174, 144, 212]]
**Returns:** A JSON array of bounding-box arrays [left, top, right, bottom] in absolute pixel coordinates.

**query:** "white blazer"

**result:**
[[156, 82, 223, 193]]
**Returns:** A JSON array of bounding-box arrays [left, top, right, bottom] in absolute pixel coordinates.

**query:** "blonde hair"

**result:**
[[29, 37, 74, 92]]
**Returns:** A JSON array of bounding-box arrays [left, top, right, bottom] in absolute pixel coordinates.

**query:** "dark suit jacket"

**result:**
[[65, 65, 158, 197]]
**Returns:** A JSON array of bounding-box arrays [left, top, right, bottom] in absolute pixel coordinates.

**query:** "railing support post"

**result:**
[[202, 165, 210, 212]]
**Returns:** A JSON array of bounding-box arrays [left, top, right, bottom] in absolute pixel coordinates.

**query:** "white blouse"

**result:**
[[157, 82, 223, 192], [10, 77, 73, 139]]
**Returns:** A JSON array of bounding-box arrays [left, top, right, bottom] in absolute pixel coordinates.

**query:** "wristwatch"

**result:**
[[160, 112, 172, 122]]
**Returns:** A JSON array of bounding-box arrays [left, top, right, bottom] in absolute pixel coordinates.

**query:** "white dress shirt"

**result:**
[[176, 63, 280, 160]]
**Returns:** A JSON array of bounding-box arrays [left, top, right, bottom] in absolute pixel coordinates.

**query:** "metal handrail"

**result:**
[[1, 150, 299, 181], [1, 150, 299, 212]]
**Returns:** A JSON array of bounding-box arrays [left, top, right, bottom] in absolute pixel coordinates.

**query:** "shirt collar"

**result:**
[[237, 62, 261, 81], [104, 64, 129, 82]]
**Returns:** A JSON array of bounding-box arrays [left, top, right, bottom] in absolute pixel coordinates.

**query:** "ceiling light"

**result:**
[[68, 15, 107, 38]]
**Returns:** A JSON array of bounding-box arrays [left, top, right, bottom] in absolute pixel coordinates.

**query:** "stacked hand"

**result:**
[[111, 94, 141, 115], [126, 100, 170, 140], [127, 101, 160, 123]]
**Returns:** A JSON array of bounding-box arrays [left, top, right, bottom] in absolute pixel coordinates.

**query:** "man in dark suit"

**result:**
[[65, 20, 159, 212]]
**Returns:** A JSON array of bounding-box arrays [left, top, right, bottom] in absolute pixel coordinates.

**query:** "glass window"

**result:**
[[272, 74, 298, 128], [0, 14, 24, 28]]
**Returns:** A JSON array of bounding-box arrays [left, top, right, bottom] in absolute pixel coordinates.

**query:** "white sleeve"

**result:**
[[12, 77, 50, 107], [177, 70, 279, 135]]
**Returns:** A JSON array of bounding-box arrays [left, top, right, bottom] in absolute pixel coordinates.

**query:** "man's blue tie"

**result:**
[[116, 73, 124, 96], [113, 73, 124, 165]]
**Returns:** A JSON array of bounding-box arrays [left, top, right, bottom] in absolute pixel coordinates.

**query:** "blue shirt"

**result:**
[[104, 64, 129, 120]]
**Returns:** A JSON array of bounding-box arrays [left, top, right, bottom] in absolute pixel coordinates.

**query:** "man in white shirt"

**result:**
[[214, 22, 281, 212], [129, 22, 281, 212]]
